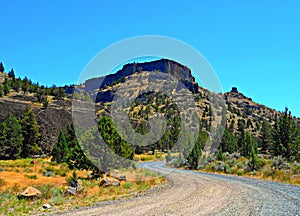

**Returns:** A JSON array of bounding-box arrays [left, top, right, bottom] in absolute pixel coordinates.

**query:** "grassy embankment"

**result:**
[[197, 154, 300, 186], [0, 158, 165, 215]]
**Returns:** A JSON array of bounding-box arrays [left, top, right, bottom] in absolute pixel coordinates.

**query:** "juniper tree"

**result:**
[[220, 127, 238, 154], [51, 130, 68, 163], [8, 68, 15, 78], [0, 62, 4, 72], [272, 107, 300, 160], [259, 120, 273, 153], [0, 113, 23, 159], [249, 144, 260, 171], [20, 108, 41, 157]]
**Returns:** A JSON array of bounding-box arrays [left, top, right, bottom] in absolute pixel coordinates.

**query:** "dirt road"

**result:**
[[64, 162, 300, 216]]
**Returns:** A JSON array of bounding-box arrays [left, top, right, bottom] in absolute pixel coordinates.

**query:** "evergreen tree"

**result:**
[[51, 130, 68, 163], [246, 118, 253, 128], [43, 98, 49, 108], [12, 78, 22, 92], [0, 113, 23, 159], [3, 84, 10, 95], [236, 119, 245, 150], [249, 144, 260, 171], [259, 120, 273, 153], [0, 62, 4, 72], [187, 130, 207, 169], [272, 107, 300, 160], [8, 68, 15, 78], [51, 125, 98, 172], [20, 108, 41, 157], [228, 119, 235, 133], [98, 116, 134, 160], [0, 84, 3, 97], [220, 127, 238, 153], [240, 131, 256, 157], [22, 76, 29, 93], [64, 124, 95, 170]]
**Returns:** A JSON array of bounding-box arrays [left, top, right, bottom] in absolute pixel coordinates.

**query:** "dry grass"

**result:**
[[0, 158, 165, 215], [135, 152, 166, 162]]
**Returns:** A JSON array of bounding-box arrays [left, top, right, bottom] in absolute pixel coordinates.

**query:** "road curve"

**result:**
[[65, 162, 300, 216]]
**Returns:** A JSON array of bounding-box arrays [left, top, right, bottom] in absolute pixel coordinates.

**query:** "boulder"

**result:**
[[66, 186, 77, 195], [43, 203, 51, 209], [99, 177, 120, 187], [18, 187, 41, 199], [65, 179, 83, 195], [115, 176, 127, 181]]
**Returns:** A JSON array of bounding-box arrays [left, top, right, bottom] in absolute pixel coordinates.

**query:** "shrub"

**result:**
[[123, 182, 133, 189], [236, 170, 244, 176], [154, 152, 163, 160], [272, 156, 285, 169], [24, 174, 38, 180], [44, 165, 56, 172], [66, 171, 78, 186], [236, 162, 244, 169], [141, 169, 157, 177], [293, 165, 300, 174], [0, 178, 6, 187], [41, 184, 52, 199], [50, 187, 62, 197], [23, 167, 34, 173], [216, 149, 226, 161], [11, 183, 20, 193], [263, 170, 275, 179], [141, 156, 153, 162], [50, 161, 57, 166], [222, 163, 233, 174], [58, 171, 66, 177]]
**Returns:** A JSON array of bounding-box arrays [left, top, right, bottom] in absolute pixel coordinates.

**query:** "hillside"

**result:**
[[0, 93, 72, 153], [82, 58, 288, 138], [0, 59, 299, 160]]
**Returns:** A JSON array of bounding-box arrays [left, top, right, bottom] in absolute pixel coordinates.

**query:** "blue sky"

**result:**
[[1, 0, 300, 116]]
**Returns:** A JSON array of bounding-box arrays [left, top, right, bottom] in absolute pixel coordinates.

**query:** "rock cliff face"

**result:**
[[85, 59, 196, 92], [0, 96, 72, 154]]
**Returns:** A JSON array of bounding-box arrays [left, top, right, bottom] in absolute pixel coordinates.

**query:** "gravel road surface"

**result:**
[[64, 162, 300, 216]]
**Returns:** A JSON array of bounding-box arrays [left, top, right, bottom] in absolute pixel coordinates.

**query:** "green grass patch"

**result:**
[[24, 174, 38, 180]]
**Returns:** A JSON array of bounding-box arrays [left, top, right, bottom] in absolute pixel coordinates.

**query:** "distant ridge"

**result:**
[[85, 58, 196, 92]]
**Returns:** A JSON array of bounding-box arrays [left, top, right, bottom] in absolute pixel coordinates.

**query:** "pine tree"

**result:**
[[22, 76, 29, 93], [249, 144, 260, 171], [246, 118, 253, 128], [3, 84, 10, 95], [64, 124, 94, 170], [272, 107, 300, 160], [228, 119, 235, 133], [187, 130, 207, 169], [0, 113, 24, 159], [0, 62, 4, 72], [20, 108, 41, 157], [0, 84, 3, 97], [98, 116, 134, 160], [259, 120, 273, 153], [220, 127, 238, 153], [12, 78, 22, 92], [240, 131, 256, 157], [236, 119, 245, 151], [8, 68, 15, 78], [51, 130, 68, 163]]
